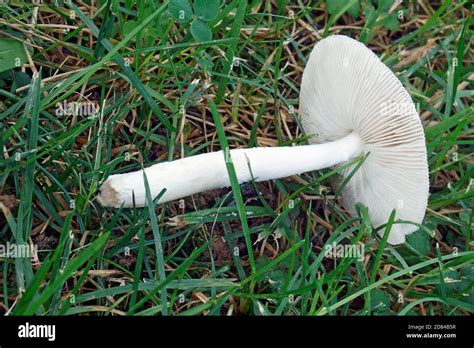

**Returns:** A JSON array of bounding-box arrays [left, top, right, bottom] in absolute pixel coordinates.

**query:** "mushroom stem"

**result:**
[[98, 132, 363, 208]]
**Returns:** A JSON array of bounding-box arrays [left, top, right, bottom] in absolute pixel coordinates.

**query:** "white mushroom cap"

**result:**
[[300, 35, 429, 245]]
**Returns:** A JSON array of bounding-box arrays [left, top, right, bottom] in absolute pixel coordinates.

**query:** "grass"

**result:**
[[0, 0, 473, 316]]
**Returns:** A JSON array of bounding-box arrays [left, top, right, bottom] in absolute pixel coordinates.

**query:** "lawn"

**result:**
[[0, 0, 473, 316]]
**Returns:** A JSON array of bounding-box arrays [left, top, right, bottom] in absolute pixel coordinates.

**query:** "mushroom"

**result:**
[[98, 35, 429, 245]]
